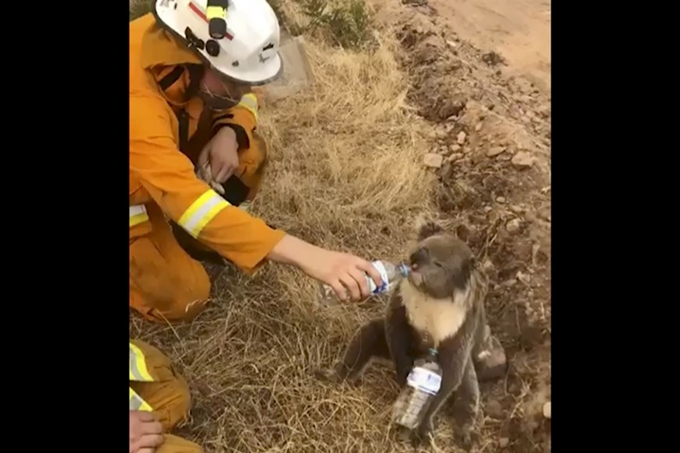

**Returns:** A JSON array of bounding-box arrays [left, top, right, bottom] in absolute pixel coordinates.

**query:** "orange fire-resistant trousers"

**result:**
[[130, 340, 203, 453], [130, 132, 269, 323]]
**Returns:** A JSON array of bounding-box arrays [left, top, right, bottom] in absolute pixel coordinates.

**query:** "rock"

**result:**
[[449, 144, 462, 153], [475, 122, 483, 132], [423, 153, 443, 168], [485, 400, 504, 418], [439, 99, 466, 120], [447, 153, 463, 162], [457, 131, 467, 145], [506, 218, 522, 233], [543, 401, 551, 419], [510, 204, 524, 214], [482, 259, 494, 270], [446, 40, 457, 48], [511, 151, 535, 168], [499, 437, 510, 448], [487, 146, 506, 157], [517, 271, 531, 284], [496, 196, 506, 203]]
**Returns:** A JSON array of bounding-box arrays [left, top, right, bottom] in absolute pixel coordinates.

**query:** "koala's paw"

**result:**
[[454, 424, 479, 452], [412, 420, 435, 448]]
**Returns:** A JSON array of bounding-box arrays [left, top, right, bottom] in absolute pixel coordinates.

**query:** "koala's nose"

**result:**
[[409, 248, 429, 267]]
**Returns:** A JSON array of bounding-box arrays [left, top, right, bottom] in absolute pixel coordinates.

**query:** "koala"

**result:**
[[315, 220, 507, 449]]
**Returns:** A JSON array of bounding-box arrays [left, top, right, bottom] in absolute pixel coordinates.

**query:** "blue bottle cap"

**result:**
[[398, 263, 410, 277]]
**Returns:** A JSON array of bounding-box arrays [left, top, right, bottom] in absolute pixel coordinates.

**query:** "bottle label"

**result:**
[[406, 366, 441, 395], [369, 260, 389, 294]]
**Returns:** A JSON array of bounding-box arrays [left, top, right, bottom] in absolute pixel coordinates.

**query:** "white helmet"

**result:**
[[153, 0, 283, 85]]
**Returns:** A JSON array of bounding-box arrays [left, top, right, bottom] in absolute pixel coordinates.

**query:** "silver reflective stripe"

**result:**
[[129, 205, 146, 217], [130, 392, 144, 410], [129, 204, 149, 228]]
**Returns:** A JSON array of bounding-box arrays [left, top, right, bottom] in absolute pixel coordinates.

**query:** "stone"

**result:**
[[487, 146, 506, 157], [485, 400, 504, 418], [506, 218, 522, 233], [499, 438, 510, 448], [423, 153, 444, 168], [450, 144, 462, 153], [457, 131, 467, 144], [543, 401, 551, 419], [511, 151, 535, 168]]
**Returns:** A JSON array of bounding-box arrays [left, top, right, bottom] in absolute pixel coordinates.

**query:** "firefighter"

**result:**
[[129, 340, 202, 453], [130, 0, 382, 323]]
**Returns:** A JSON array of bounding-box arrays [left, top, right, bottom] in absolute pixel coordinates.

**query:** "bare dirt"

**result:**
[[130, 0, 551, 451], [424, 0, 551, 92]]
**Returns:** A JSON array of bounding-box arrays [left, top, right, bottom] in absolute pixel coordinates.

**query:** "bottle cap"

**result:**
[[398, 263, 410, 277]]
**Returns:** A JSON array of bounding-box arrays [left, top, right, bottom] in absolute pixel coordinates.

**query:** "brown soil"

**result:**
[[131, 0, 551, 452]]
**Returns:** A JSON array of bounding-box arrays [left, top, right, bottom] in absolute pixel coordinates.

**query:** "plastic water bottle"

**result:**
[[391, 348, 442, 430], [318, 260, 410, 306]]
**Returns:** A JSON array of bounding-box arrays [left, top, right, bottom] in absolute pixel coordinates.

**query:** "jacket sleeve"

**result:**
[[130, 94, 285, 273], [211, 93, 259, 151]]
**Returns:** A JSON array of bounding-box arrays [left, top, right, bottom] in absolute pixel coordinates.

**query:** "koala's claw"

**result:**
[[412, 422, 435, 448]]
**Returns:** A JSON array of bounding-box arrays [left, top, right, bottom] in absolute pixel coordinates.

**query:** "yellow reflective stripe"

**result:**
[[177, 189, 229, 238], [130, 387, 153, 411], [129, 204, 149, 228], [206, 5, 226, 20], [237, 93, 258, 121], [129, 342, 154, 382]]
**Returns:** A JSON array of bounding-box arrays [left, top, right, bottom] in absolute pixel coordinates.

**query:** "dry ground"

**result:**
[[130, 0, 551, 451]]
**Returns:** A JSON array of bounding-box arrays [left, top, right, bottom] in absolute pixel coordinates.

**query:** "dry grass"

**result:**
[[131, 2, 448, 451]]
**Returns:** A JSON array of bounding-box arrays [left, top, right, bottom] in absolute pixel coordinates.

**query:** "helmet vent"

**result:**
[[184, 27, 205, 50]]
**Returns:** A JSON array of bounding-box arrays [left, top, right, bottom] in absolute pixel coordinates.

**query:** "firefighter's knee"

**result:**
[[130, 237, 211, 323], [130, 275, 211, 323]]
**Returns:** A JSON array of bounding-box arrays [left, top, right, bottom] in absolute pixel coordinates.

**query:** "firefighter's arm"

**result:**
[[211, 93, 258, 151], [130, 94, 284, 272]]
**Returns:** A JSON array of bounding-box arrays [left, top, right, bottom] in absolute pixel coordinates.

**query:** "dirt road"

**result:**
[[428, 0, 551, 91]]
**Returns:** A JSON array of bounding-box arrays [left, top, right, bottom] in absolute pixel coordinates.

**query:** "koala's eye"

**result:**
[[434, 262, 444, 268]]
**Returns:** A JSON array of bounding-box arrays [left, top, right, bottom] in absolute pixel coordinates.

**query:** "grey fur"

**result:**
[[315, 222, 503, 449]]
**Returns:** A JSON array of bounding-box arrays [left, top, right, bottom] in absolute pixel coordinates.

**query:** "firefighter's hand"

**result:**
[[129, 410, 164, 453], [267, 235, 383, 301], [199, 126, 240, 184], [307, 249, 383, 301]]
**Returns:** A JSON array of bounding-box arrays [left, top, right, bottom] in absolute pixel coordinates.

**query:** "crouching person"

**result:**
[[130, 340, 202, 453]]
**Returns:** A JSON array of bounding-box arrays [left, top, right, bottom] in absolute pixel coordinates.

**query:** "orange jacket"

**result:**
[[129, 13, 284, 273]]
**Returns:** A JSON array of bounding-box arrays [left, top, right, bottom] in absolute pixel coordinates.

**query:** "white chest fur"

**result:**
[[399, 280, 468, 346]]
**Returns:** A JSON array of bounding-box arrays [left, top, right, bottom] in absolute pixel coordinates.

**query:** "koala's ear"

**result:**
[[415, 218, 444, 241]]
